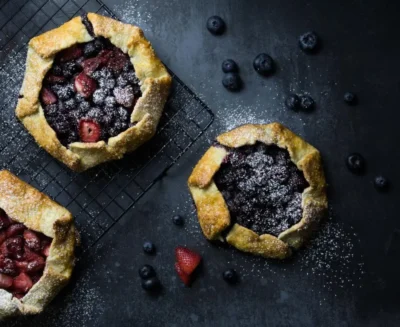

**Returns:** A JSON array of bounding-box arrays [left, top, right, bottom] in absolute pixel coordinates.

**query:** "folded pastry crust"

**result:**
[[0, 170, 76, 319], [16, 13, 171, 171], [188, 123, 328, 259]]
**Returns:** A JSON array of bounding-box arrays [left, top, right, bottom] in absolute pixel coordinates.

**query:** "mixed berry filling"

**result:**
[[214, 143, 309, 236], [40, 37, 142, 146], [0, 208, 51, 299]]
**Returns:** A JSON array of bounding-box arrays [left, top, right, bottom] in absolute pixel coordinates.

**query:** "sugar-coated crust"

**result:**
[[16, 13, 171, 172], [0, 170, 76, 319], [188, 123, 328, 259]]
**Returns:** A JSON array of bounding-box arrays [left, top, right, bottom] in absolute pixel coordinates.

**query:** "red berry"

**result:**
[[12, 273, 33, 293], [98, 49, 113, 65], [0, 273, 13, 289], [40, 87, 58, 105], [107, 48, 129, 73], [79, 119, 101, 143], [23, 230, 41, 252], [59, 45, 83, 62], [74, 72, 97, 98], [82, 57, 103, 75], [175, 262, 191, 286], [5, 237, 24, 260], [0, 255, 17, 276], [6, 224, 26, 238], [175, 246, 202, 275], [27, 257, 45, 273], [46, 74, 66, 84], [42, 244, 51, 257], [21, 246, 42, 262]]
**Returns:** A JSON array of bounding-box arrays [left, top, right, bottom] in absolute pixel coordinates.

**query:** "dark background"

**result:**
[[6, 0, 400, 326]]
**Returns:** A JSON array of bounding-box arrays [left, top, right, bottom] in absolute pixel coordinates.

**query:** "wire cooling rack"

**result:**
[[0, 0, 214, 249]]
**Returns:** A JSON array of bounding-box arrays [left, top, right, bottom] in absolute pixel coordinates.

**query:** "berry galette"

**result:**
[[0, 170, 76, 319], [16, 13, 171, 171], [188, 123, 327, 259]]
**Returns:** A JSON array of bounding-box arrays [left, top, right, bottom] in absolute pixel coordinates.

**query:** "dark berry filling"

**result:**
[[214, 143, 309, 236], [40, 37, 142, 146], [0, 208, 51, 299]]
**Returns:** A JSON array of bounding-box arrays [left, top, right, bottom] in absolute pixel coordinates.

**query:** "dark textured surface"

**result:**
[[4, 0, 400, 326]]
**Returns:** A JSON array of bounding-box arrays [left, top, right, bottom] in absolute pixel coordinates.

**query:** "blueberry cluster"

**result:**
[[41, 37, 141, 146], [214, 143, 309, 236]]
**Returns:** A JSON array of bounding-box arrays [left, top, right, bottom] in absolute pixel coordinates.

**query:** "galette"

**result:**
[[0, 170, 77, 319], [188, 123, 328, 259], [16, 13, 171, 171]]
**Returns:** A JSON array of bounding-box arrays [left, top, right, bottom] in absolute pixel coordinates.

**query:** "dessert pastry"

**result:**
[[188, 123, 327, 259], [0, 170, 76, 319], [16, 13, 171, 171]]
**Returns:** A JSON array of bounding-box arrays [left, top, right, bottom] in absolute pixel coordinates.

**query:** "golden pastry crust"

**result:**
[[0, 170, 76, 319], [188, 123, 328, 259], [16, 13, 172, 172]]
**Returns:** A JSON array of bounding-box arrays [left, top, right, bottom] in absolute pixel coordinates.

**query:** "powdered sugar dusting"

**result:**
[[112, 1, 157, 32]]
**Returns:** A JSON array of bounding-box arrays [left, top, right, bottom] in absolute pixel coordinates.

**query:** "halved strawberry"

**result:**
[[175, 262, 191, 286], [46, 74, 66, 84], [175, 246, 202, 275], [98, 49, 113, 65], [82, 57, 103, 75], [40, 87, 57, 105], [0, 209, 11, 230], [107, 49, 129, 73], [6, 224, 26, 238], [0, 273, 13, 289], [23, 230, 41, 252], [59, 45, 83, 62], [79, 119, 101, 143], [74, 72, 97, 98], [27, 257, 45, 273], [13, 273, 33, 293], [42, 244, 51, 257]]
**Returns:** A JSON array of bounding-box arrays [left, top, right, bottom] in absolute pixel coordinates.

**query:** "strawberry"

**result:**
[[98, 49, 113, 65], [79, 119, 101, 143], [82, 57, 103, 75], [5, 237, 24, 260], [0, 209, 11, 230], [74, 72, 97, 98], [40, 87, 58, 105], [14, 260, 28, 273], [42, 244, 51, 257], [175, 246, 202, 275], [6, 224, 26, 238], [107, 49, 129, 73], [23, 230, 41, 252], [22, 246, 41, 262], [59, 45, 83, 62], [175, 262, 191, 286], [13, 273, 33, 293], [46, 74, 66, 84], [0, 273, 13, 289], [27, 257, 45, 273]]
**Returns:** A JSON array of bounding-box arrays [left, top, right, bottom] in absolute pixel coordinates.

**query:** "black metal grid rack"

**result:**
[[0, 0, 214, 249]]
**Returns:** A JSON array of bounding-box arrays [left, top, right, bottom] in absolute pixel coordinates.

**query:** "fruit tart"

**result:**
[[188, 123, 328, 259], [16, 13, 171, 171], [0, 170, 76, 319]]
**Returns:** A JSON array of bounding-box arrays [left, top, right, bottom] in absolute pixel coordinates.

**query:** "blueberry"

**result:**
[[299, 32, 319, 52], [94, 38, 105, 52], [172, 215, 184, 226], [346, 153, 365, 174], [83, 42, 97, 58], [206, 16, 225, 35], [222, 269, 238, 284], [222, 59, 238, 73], [253, 53, 274, 76], [374, 176, 389, 191], [285, 94, 300, 111], [53, 120, 69, 135], [62, 61, 80, 78], [143, 241, 156, 254], [299, 95, 315, 111], [52, 65, 63, 76], [64, 98, 76, 110], [222, 73, 242, 91], [141, 277, 161, 291], [344, 92, 357, 105], [138, 264, 156, 279], [44, 104, 58, 117]]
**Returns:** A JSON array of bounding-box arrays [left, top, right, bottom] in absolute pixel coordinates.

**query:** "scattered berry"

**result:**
[[346, 153, 365, 174], [141, 277, 161, 291], [172, 215, 184, 226], [285, 94, 300, 111], [222, 73, 242, 91], [344, 92, 357, 105], [143, 241, 156, 254], [138, 264, 156, 279], [299, 32, 319, 52], [253, 53, 274, 76], [299, 95, 315, 111], [78, 119, 101, 143], [206, 16, 225, 35], [222, 59, 238, 73], [374, 176, 389, 191], [222, 269, 238, 284]]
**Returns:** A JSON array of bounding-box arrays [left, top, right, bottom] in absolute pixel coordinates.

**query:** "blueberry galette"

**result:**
[[16, 13, 171, 171], [188, 123, 327, 259], [0, 170, 76, 319]]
